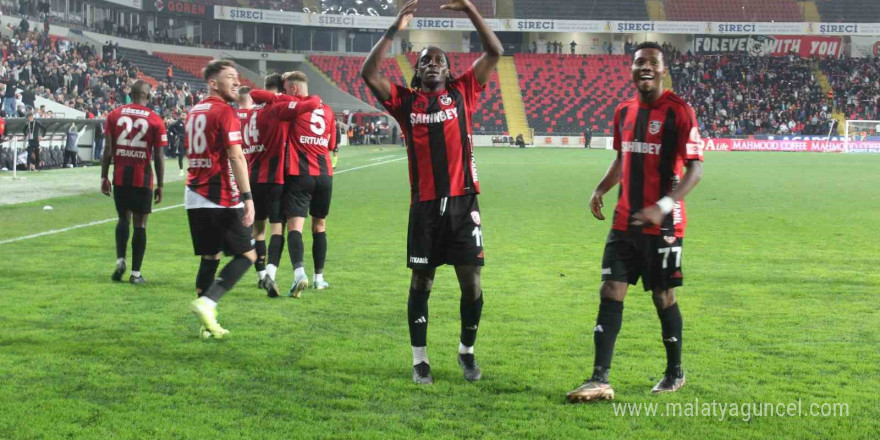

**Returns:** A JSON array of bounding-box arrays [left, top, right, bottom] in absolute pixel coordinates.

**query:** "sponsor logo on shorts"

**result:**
[[672, 270, 683, 279], [409, 256, 429, 264], [649, 120, 663, 135], [470, 211, 481, 225], [594, 325, 604, 333], [601, 268, 612, 275]]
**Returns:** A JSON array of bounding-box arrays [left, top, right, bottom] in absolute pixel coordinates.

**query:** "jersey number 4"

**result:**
[[244, 113, 259, 146], [116, 116, 149, 148]]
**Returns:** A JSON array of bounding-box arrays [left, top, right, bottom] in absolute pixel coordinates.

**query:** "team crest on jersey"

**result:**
[[663, 236, 676, 245], [649, 120, 663, 135], [471, 211, 481, 225], [439, 94, 453, 106]]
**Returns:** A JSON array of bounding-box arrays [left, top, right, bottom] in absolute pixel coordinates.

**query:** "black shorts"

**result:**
[[187, 208, 254, 256], [282, 175, 333, 219], [252, 183, 285, 224], [601, 229, 684, 292], [113, 185, 153, 215], [407, 194, 485, 269]]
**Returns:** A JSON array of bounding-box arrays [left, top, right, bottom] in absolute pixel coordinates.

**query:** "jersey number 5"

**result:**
[[186, 114, 207, 154], [115, 116, 149, 148], [310, 108, 326, 136]]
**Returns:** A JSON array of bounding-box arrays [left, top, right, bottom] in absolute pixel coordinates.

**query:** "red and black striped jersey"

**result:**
[[248, 91, 325, 181], [612, 90, 704, 238], [105, 104, 168, 189], [185, 96, 244, 207], [288, 102, 336, 177], [381, 69, 483, 203], [237, 107, 257, 160]]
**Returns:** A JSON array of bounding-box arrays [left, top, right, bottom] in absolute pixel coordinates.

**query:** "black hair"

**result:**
[[633, 41, 665, 59], [410, 46, 455, 89], [264, 73, 283, 92]]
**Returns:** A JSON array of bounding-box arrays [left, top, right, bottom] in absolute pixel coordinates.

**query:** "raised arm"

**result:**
[[361, 0, 418, 102], [442, 0, 503, 86]]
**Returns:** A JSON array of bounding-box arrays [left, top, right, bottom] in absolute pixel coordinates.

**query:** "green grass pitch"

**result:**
[[0, 146, 877, 439]]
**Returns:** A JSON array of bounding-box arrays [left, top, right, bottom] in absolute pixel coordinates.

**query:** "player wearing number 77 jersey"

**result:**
[[101, 79, 168, 285], [566, 42, 704, 403], [185, 60, 257, 340]]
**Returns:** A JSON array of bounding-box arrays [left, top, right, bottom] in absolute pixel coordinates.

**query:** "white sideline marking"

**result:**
[[0, 156, 406, 246], [372, 155, 397, 161]]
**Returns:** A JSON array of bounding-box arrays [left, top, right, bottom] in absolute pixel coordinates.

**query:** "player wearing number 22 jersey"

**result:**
[[186, 60, 258, 340], [101, 80, 167, 285], [566, 42, 704, 405]]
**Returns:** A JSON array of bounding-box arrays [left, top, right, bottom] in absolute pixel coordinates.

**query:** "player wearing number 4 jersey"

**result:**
[[245, 74, 323, 298], [566, 42, 704, 404], [101, 80, 167, 285], [185, 60, 257, 340], [362, 0, 503, 385]]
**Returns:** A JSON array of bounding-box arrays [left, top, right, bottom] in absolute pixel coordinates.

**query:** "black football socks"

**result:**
[[657, 302, 683, 378], [196, 258, 220, 297], [408, 288, 431, 347], [115, 217, 130, 260], [254, 240, 267, 273], [131, 227, 146, 273], [460, 294, 484, 348], [592, 298, 624, 383], [312, 232, 327, 275], [287, 230, 304, 269], [203, 254, 253, 302], [267, 234, 284, 268]]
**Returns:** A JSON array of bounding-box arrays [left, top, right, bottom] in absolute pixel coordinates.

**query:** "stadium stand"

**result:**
[[663, 0, 804, 22], [515, 54, 632, 135], [821, 57, 880, 121], [117, 48, 203, 88], [669, 54, 833, 136], [406, 52, 507, 134], [152, 52, 256, 89], [814, 0, 880, 23], [309, 55, 407, 109], [514, 0, 647, 20]]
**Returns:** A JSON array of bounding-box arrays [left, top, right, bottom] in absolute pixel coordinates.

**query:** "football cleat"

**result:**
[[198, 325, 213, 340], [190, 297, 229, 339], [312, 279, 330, 290], [457, 353, 482, 382], [288, 274, 308, 299], [129, 274, 146, 285], [412, 362, 434, 385], [566, 380, 615, 403], [257, 276, 266, 289], [652, 372, 686, 393], [264, 276, 281, 298], [178, 169, 184, 177], [111, 260, 126, 282]]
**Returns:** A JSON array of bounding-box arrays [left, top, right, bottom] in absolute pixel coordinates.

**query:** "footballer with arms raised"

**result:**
[[101, 79, 168, 285], [566, 42, 704, 403], [185, 60, 256, 339], [361, 0, 502, 384]]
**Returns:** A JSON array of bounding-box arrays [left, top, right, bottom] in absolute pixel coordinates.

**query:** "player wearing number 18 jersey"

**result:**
[[186, 60, 257, 340], [362, 0, 503, 385], [100, 80, 167, 285], [566, 42, 704, 403]]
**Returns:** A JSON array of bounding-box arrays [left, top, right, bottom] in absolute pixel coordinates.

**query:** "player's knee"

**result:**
[[311, 219, 326, 234], [600, 281, 627, 301], [460, 285, 481, 302], [410, 271, 435, 292], [133, 214, 148, 228], [652, 289, 676, 310]]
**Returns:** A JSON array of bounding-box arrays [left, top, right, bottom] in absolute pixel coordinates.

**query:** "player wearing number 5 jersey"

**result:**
[[566, 42, 704, 403], [101, 80, 168, 285], [185, 60, 257, 340], [246, 74, 323, 298], [362, 0, 503, 385]]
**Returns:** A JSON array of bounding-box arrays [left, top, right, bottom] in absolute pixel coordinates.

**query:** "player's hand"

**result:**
[[440, 0, 473, 11], [242, 199, 255, 227], [154, 187, 163, 205], [395, 0, 418, 30], [589, 191, 605, 220], [101, 178, 111, 196], [630, 204, 664, 227]]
